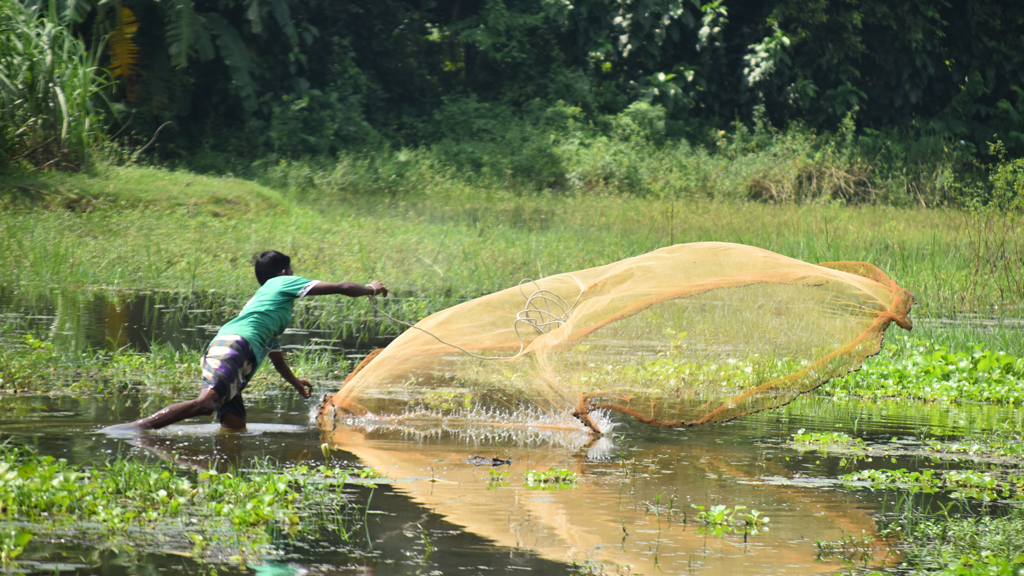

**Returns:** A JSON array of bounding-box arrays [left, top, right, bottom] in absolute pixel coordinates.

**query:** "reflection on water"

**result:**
[[324, 424, 882, 575], [0, 283, 235, 352]]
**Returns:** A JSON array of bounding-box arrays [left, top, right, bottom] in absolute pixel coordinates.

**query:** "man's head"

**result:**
[[254, 250, 292, 285]]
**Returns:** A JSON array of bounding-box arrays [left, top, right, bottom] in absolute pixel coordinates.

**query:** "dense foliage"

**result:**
[[3, 0, 1024, 181]]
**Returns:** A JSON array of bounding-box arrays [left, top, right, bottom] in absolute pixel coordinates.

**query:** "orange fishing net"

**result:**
[[318, 242, 913, 433]]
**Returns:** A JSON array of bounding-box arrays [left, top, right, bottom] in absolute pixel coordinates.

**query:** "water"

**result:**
[[0, 285, 1013, 574], [0, 283, 395, 355]]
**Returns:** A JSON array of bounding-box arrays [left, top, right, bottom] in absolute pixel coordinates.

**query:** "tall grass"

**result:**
[[877, 496, 1024, 574], [0, 0, 109, 171], [2, 163, 1023, 323], [252, 108, 977, 208]]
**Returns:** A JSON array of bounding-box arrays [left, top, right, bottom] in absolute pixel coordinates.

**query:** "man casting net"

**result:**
[[318, 242, 913, 434]]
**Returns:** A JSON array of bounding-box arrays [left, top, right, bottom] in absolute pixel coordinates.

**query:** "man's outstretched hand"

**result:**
[[292, 378, 314, 399], [367, 280, 388, 298]]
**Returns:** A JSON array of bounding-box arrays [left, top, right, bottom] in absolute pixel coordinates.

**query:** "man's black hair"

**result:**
[[254, 250, 291, 285]]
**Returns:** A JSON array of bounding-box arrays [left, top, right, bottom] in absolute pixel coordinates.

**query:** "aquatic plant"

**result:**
[[791, 429, 868, 451], [639, 491, 683, 523], [523, 468, 578, 490], [691, 504, 769, 537], [845, 468, 1024, 502], [0, 529, 33, 569], [825, 340, 1024, 405], [926, 558, 1024, 576], [486, 468, 509, 489], [0, 443, 366, 568], [876, 496, 1024, 575], [814, 532, 877, 565]]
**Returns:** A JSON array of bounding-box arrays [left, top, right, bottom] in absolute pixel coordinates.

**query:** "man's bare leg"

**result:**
[[220, 410, 246, 430], [108, 388, 220, 431]]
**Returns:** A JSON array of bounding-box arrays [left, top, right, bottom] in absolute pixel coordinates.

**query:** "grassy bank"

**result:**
[[2, 163, 1022, 323]]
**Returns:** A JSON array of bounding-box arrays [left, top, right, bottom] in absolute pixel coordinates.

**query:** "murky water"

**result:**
[[0, 285, 1014, 575]]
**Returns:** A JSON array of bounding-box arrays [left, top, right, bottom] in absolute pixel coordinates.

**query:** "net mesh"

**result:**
[[318, 242, 913, 433]]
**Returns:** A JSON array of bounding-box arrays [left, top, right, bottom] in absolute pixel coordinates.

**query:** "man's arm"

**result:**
[[268, 350, 314, 398], [306, 280, 387, 298]]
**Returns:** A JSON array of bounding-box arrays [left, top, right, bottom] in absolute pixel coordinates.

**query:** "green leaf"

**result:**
[[267, 0, 298, 46], [205, 13, 257, 112], [14, 529, 33, 547], [166, 0, 213, 68], [245, 0, 263, 35], [58, 0, 93, 25]]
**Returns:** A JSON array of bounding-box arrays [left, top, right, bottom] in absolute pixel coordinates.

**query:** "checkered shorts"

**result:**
[[200, 335, 257, 408]]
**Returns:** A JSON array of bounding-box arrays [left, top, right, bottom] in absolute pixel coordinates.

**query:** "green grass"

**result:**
[[2, 162, 1022, 324], [0, 163, 288, 212], [2, 159, 1022, 401]]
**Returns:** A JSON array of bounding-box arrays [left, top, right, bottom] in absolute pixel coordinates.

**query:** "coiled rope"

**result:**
[[367, 278, 584, 361]]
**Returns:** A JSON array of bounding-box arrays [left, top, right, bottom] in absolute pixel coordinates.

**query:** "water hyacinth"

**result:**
[[825, 339, 1024, 404], [0, 443, 367, 568]]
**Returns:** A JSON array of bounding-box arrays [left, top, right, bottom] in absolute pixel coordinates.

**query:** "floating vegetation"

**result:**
[[523, 468, 579, 490], [791, 429, 869, 451], [0, 528, 32, 567], [0, 443, 368, 570], [826, 340, 1024, 405], [691, 504, 769, 537], [926, 435, 1024, 461], [844, 468, 1024, 502]]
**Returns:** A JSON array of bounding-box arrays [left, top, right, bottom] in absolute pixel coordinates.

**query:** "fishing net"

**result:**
[[318, 242, 913, 433]]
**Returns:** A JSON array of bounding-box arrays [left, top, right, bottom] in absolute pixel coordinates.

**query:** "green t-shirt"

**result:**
[[215, 275, 319, 367]]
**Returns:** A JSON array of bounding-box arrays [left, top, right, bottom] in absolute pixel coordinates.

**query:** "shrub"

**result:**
[[0, 0, 109, 170]]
